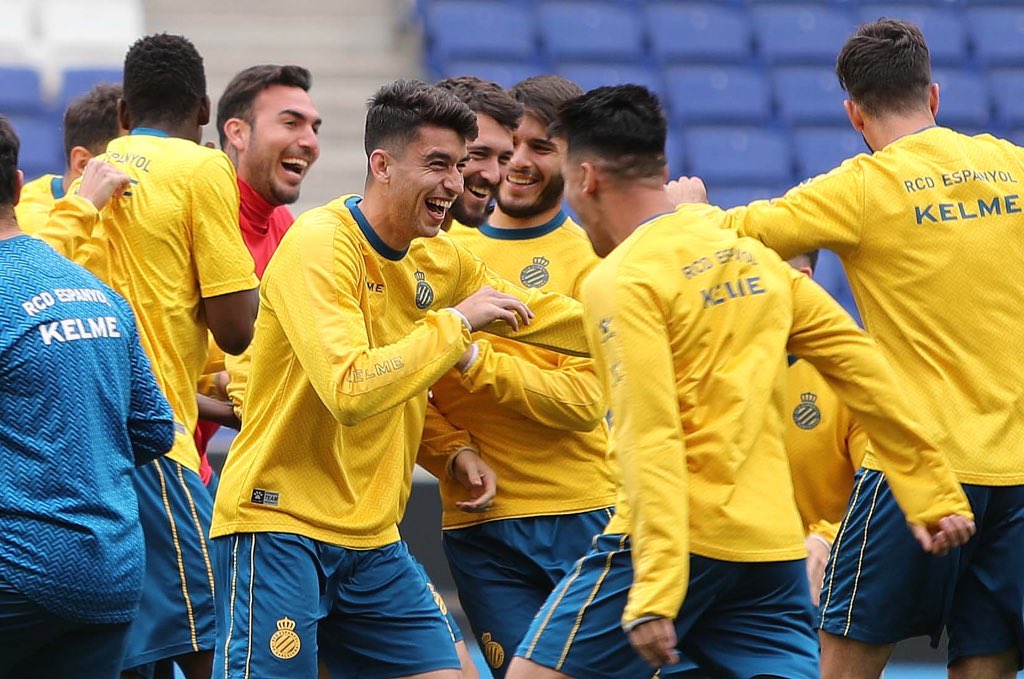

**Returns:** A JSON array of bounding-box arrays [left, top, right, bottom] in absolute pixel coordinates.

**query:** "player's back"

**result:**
[[593, 205, 806, 561], [91, 130, 254, 470]]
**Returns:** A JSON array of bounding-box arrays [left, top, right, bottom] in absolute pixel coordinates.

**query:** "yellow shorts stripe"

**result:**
[[154, 460, 199, 652], [524, 553, 587, 659], [244, 536, 256, 679], [176, 464, 216, 598], [820, 469, 869, 623], [845, 473, 885, 636]]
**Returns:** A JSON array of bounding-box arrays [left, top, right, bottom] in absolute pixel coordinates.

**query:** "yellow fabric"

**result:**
[[785, 358, 867, 545], [585, 204, 971, 625], [15, 174, 61, 236], [721, 126, 1024, 485], [39, 134, 258, 471], [211, 196, 588, 549], [424, 216, 616, 528]]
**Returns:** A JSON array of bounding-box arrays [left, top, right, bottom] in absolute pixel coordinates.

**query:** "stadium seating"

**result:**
[[989, 69, 1024, 130], [555, 63, 663, 97], [792, 127, 864, 181], [750, 5, 857, 65], [664, 66, 772, 125], [538, 2, 645, 64], [441, 61, 544, 89], [684, 127, 793, 186], [932, 69, 990, 130], [645, 3, 753, 65], [857, 5, 966, 66], [8, 116, 63, 179], [966, 7, 1024, 67], [0, 67, 46, 117], [772, 67, 849, 126], [425, 1, 535, 66], [59, 67, 123, 108], [709, 185, 788, 210]]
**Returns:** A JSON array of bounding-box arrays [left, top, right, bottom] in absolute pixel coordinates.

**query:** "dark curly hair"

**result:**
[[123, 33, 206, 126]]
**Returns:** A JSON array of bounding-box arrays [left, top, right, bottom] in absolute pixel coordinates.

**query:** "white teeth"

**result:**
[[507, 175, 534, 186], [468, 186, 489, 198], [281, 157, 308, 168], [426, 198, 452, 210]]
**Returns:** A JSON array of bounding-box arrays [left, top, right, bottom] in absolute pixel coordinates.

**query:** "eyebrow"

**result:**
[[279, 109, 323, 128], [424, 150, 454, 163]]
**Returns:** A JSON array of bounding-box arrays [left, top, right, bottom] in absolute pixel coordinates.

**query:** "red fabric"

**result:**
[[194, 177, 296, 484]]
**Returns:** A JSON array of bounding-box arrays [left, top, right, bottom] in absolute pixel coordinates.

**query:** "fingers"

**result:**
[[910, 524, 934, 553], [628, 619, 678, 669], [939, 515, 976, 548]]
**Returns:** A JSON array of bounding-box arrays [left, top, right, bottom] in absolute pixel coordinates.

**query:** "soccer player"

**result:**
[[672, 18, 1024, 677], [38, 34, 260, 678], [0, 116, 175, 677], [15, 83, 124, 235], [506, 84, 974, 679], [209, 79, 589, 679], [423, 75, 615, 679]]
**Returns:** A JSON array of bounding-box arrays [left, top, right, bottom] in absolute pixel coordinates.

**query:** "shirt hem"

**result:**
[[209, 520, 400, 550], [440, 495, 617, 529]]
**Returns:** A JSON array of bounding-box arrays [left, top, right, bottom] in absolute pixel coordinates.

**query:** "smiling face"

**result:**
[[232, 84, 321, 206], [449, 113, 513, 228], [497, 113, 564, 220]]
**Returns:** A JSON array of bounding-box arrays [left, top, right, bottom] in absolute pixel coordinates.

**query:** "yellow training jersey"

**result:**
[[785, 357, 867, 544], [211, 196, 588, 549], [721, 126, 1024, 485], [585, 204, 970, 625], [39, 130, 258, 471], [15, 174, 63, 236], [424, 213, 616, 529]]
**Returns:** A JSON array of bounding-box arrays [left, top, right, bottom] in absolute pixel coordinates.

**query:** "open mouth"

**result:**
[[425, 197, 452, 221], [280, 157, 309, 179], [466, 185, 491, 200], [506, 173, 537, 188]]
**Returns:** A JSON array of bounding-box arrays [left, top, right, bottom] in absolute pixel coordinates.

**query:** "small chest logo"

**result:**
[[481, 632, 505, 669], [519, 256, 550, 288], [250, 488, 280, 506], [269, 617, 301, 659], [414, 270, 435, 309], [793, 392, 821, 430]]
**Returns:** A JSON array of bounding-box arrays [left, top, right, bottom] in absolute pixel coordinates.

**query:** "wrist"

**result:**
[[622, 615, 665, 634], [807, 534, 832, 551], [446, 307, 473, 333], [444, 445, 477, 479], [457, 343, 480, 373]]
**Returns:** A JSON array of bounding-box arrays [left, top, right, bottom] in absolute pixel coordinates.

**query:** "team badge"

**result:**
[[792, 392, 821, 430], [481, 632, 505, 669], [269, 617, 301, 660], [414, 270, 435, 309], [519, 256, 550, 288], [427, 582, 448, 616]]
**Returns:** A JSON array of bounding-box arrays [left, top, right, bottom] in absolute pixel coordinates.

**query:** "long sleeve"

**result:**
[[785, 268, 972, 526], [33, 193, 110, 279], [584, 263, 690, 626], [417, 400, 474, 480], [459, 338, 606, 431], [265, 226, 472, 427]]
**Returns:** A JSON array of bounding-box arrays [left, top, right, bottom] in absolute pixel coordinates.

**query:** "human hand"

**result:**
[[455, 343, 477, 372], [76, 158, 131, 210], [450, 447, 496, 513], [911, 515, 976, 556], [627, 617, 679, 668], [804, 534, 831, 607], [454, 286, 534, 332], [665, 176, 709, 206]]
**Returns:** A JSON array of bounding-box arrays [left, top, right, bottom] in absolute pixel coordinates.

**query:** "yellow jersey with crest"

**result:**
[[15, 174, 63, 236], [211, 196, 588, 549], [584, 203, 970, 625], [785, 357, 867, 544], [424, 213, 615, 529], [721, 126, 1024, 485], [39, 129, 258, 471]]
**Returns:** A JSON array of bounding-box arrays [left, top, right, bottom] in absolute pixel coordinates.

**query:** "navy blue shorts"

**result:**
[[123, 458, 217, 669], [212, 533, 460, 679], [443, 508, 612, 677], [0, 582, 132, 677], [516, 534, 818, 679], [411, 557, 463, 644], [819, 469, 1024, 667]]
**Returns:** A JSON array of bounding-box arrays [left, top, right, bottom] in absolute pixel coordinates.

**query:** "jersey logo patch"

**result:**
[[519, 256, 550, 288], [269, 617, 301, 659], [793, 392, 821, 430], [250, 488, 280, 506], [414, 270, 434, 309], [481, 632, 505, 669]]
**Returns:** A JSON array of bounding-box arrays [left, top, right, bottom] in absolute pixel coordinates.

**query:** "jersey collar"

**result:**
[[50, 175, 66, 200], [345, 196, 407, 261], [129, 127, 170, 137], [479, 209, 567, 241]]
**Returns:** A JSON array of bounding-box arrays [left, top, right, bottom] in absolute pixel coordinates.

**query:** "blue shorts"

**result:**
[[443, 508, 612, 677], [412, 558, 463, 644], [819, 469, 1024, 667], [212, 533, 460, 679], [0, 582, 132, 677], [123, 457, 217, 669], [517, 534, 817, 679]]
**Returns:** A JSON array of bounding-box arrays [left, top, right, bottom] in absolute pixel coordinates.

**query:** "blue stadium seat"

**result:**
[[664, 66, 771, 125], [60, 68, 123, 109], [1009, 129, 1024, 147], [442, 60, 545, 89], [751, 5, 857, 64], [792, 127, 864, 181], [666, 128, 685, 178], [857, 5, 966, 65], [0, 67, 45, 116], [8, 116, 64, 179], [684, 127, 793, 186], [932, 69, 990, 129], [967, 7, 1024, 67], [645, 3, 753, 65], [425, 1, 535, 64], [814, 249, 861, 325], [709, 185, 787, 209], [988, 69, 1024, 129], [555, 63, 662, 96], [773, 67, 849, 125], [538, 2, 644, 63]]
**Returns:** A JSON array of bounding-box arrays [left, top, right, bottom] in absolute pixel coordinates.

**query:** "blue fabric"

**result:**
[[0, 236, 174, 624], [443, 509, 612, 678], [517, 534, 817, 679], [819, 469, 1024, 668], [412, 558, 464, 643], [212, 533, 460, 678]]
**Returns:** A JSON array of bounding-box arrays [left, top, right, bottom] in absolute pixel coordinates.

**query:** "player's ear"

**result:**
[[12, 169, 23, 206], [844, 99, 864, 132], [928, 82, 940, 118], [198, 95, 211, 127], [68, 146, 92, 177], [223, 118, 248, 153], [368, 149, 390, 184], [579, 161, 598, 196], [117, 98, 131, 132]]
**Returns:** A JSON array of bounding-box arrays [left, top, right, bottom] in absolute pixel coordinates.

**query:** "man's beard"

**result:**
[[497, 173, 565, 220]]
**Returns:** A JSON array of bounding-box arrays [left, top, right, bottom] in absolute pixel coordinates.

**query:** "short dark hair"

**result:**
[[63, 83, 122, 161], [435, 76, 523, 131], [123, 33, 206, 126], [509, 75, 583, 129], [364, 79, 478, 157], [551, 85, 667, 182], [836, 18, 932, 117], [0, 116, 19, 206], [216, 65, 312, 147]]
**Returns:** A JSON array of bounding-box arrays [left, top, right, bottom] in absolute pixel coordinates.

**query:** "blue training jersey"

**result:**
[[0, 235, 175, 623]]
